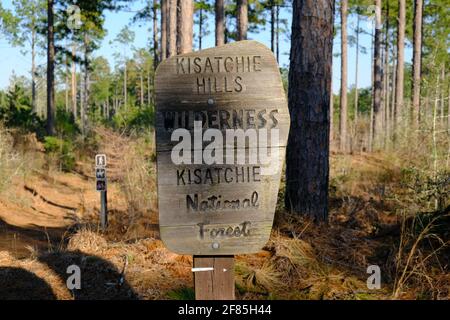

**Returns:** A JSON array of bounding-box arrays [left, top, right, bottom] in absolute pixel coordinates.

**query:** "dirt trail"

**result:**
[[0, 129, 130, 257]]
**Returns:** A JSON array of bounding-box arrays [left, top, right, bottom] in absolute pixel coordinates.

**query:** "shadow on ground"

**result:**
[[0, 217, 68, 259], [38, 250, 139, 300], [0, 267, 57, 300], [1, 217, 139, 300]]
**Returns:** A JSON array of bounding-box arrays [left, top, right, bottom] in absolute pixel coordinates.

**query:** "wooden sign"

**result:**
[[155, 40, 290, 255]]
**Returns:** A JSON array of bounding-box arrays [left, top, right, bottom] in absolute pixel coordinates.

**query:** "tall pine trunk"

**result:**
[[372, 0, 383, 149], [65, 53, 69, 113], [330, 72, 334, 145], [276, 3, 280, 62], [167, 0, 177, 57], [215, 0, 225, 46], [440, 66, 445, 127], [153, 0, 160, 68], [71, 42, 77, 119], [391, 46, 397, 134], [369, 27, 374, 151], [394, 0, 405, 143], [148, 66, 152, 105], [177, 0, 193, 54], [384, 0, 390, 146], [161, 0, 167, 60], [354, 13, 360, 126], [140, 71, 144, 106], [412, 0, 423, 128], [124, 56, 127, 109], [31, 29, 37, 114], [198, 7, 203, 50], [285, 0, 333, 221], [339, 0, 348, 152], [82, 33, 90, 135], [46, 0, 55, 136], [237, 0, 248, 40], [270, 0, 275, 52]]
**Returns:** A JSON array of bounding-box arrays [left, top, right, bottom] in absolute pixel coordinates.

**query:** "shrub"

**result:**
[[55, 109, 79, 139], [43, 136, 76, 172], [111, 105, 155, 133], [0, 83, 45, 137]]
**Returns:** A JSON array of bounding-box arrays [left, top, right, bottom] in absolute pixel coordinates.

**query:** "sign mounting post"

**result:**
[[155, 41, 290, 300], [95, 154, 108, 231]]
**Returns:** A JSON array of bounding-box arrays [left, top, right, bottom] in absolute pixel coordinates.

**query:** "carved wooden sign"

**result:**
[[155, 40, 290, 255]]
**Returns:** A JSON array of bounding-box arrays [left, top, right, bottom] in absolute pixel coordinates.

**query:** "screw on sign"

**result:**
[[154, 41, 290, 299]]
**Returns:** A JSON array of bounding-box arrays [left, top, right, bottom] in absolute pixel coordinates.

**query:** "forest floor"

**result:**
[[0, 128, 448, 300]]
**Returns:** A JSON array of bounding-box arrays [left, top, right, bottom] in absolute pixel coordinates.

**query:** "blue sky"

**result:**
[[0, 0, 412, 93]]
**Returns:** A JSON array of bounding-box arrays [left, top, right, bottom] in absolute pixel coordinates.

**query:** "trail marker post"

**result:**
[[154, 41, 290, 300], [95, 154, 108, 230]]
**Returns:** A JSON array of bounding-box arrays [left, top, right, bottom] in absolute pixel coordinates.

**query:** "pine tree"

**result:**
[[285, 0, 334, 221]]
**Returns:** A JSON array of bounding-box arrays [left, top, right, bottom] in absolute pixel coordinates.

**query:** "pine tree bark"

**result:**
[[372, 0, 383, 149], [276, 3, 280, 62], [383, 0, 390, 146], [148, 66, 152, 105], [330, 73, 334, 145], [167, 0, 177, 57], [285, 0, 333, 221], [270, 0, 275, 52], [354, 13, 360, 126], [46, 0, 55, 136], [215, 0, 225, 46], [65, 54, 69, 113], [177, 0, 193, 54], [124, 57, 127, 109], [440, 66, 445, 126], [368, 27, 374, 151], [391, 48, 397, 131], [339, 0, 348, 152], [153, 0, 160, 68], [82, 33, 90, 135], [394, 0, 405, 142], [412, 0, 423, 128], [31, 29, 37, 114], [140, 71, 144, 106], [161, 0, 167, 60], [199, 7, 203, 50], [237, 0, 248, 40], [71, 42, 77, 119]]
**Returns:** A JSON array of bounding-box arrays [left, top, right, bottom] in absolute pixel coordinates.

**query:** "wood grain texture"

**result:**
[[194, 256, 235, 300], [155, 41, 289, 255]]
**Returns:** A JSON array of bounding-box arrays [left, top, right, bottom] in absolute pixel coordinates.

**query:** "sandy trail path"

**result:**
[[0, 129, 131, 257]]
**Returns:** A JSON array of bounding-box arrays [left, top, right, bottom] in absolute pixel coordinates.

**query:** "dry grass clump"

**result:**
[[104, 240, 192, 300], [115, 134, 158, 234], [235, 260, 282, 296], [67, 228, 108, 254], [392, 213, 449, 299], [273, 237, 317, 270]]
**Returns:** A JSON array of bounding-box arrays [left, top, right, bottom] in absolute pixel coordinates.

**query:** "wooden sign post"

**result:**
[[95, 154, 108, 231], [155, 41, 289, 300]]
